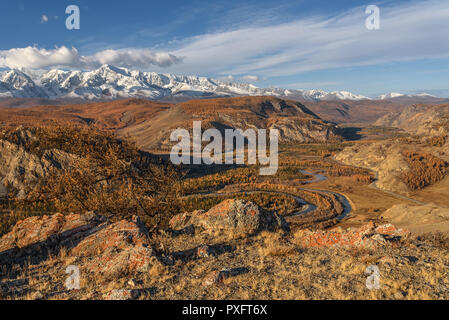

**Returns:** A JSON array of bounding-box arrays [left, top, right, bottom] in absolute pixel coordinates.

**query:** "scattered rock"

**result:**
[[394, 291, 406, 300], [197, 245, 217, 258], [375, 223, 410, 237], [127, 279, 140, 287], [370, 234, 387, 245], [402, 256, 419, 264], [203, 267, 250, 287], [103, 289, 139, 301]]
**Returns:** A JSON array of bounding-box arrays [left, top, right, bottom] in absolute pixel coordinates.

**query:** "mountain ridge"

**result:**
[[1, 65, 445, 103]]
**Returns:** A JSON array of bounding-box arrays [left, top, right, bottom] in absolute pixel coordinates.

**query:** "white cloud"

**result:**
[[0, 46, 83, 69], [241, 75, 262, 82], [40, 15, 49, 24], [0, 46, 182, 70], [88, 49, 182, 68], [160, 0, 449, 77]]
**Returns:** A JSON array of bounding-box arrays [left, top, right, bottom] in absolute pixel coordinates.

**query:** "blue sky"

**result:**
[[1, 0, 449, 97]]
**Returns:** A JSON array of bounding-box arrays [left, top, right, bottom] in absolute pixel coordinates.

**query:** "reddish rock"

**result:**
[[294, 223, 408, 249], [197, 245, 216, 258], [169, 211, 203, 230], [70, 216, 158, 279], [0, 212, 103, 263], [357, 222, 376, 236], [375, 224, 410, 237]]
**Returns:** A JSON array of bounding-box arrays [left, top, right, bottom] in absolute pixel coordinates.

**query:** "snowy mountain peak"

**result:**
[[0, 65, 442, 102], [378, 92, 404, 100]]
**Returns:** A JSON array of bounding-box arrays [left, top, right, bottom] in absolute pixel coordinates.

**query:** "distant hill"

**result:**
[[302, 100, 406, 124], [0, 96, 343, 151], [375, 103, 449, 136]]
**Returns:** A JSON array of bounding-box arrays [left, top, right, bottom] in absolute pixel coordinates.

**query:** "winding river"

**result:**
[[185, 169, 353, 221]]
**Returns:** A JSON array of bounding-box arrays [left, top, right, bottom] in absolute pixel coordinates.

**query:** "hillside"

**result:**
[[335, 103, 449, 195], [375, 104, 449, 136], [2, 209, 448, 300], [303, 100, 405, 124], [121, 96, 342, 150], [3, 96, 446, 125], [0, 97, 343, 151]]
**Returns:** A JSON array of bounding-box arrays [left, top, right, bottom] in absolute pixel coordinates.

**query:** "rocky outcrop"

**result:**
[[0, 128, 77, 197], [270, 118, 341, 143], [169, 199, 289, 236], [294, 222, 409, 249]]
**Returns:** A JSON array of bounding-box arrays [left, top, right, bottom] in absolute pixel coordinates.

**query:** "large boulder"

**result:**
[[170, 199, 289, 236]]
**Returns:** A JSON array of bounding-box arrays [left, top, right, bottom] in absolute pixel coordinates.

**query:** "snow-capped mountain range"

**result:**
[[0, 65, 441, 102]]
